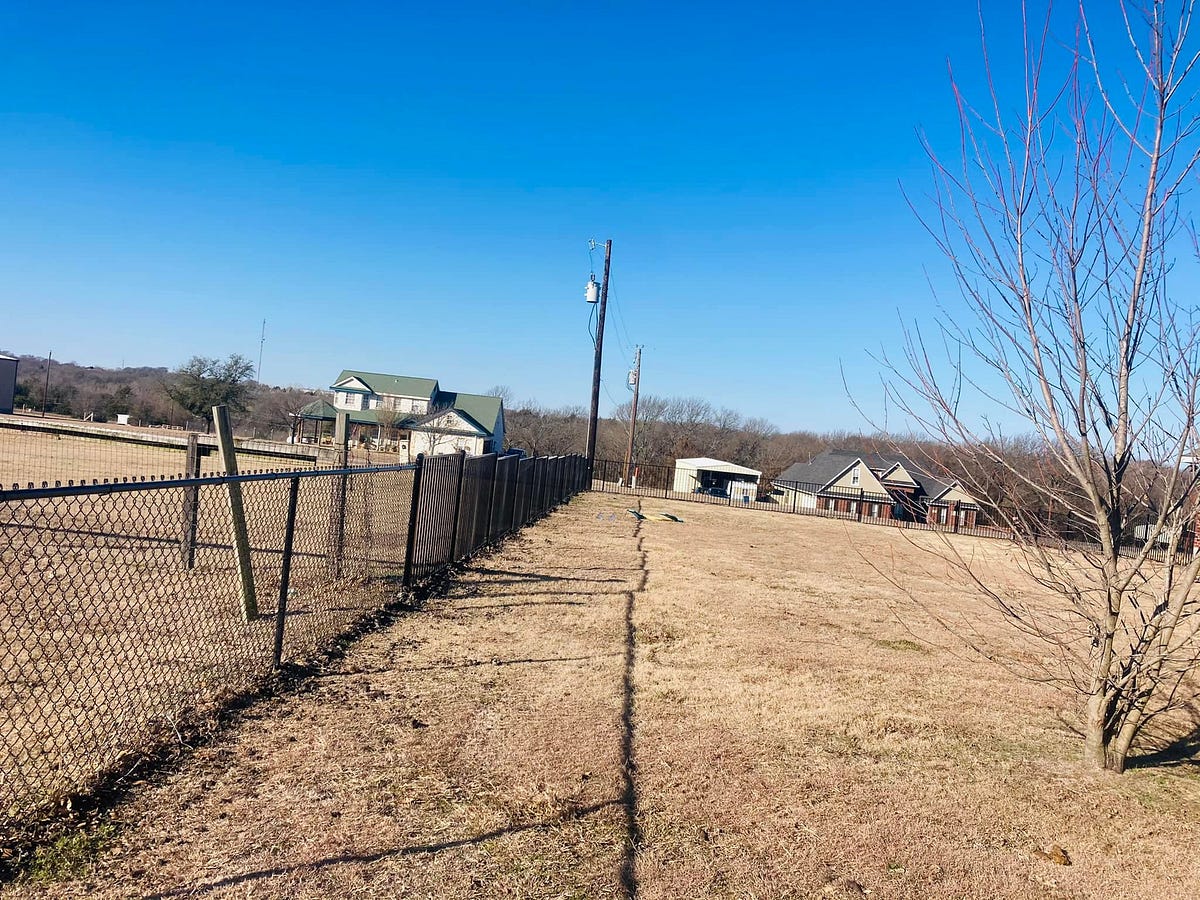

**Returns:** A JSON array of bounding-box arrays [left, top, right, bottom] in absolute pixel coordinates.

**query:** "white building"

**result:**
[[672, 457, 762, 502], [296, 369, 505, 461]]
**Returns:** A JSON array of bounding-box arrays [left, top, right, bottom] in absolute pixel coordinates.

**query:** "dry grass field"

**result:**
[[0, 468, 413, 824], [0, 426, 300, 488], [6, 492, 1200, 898], [0, 422, 404, 488]]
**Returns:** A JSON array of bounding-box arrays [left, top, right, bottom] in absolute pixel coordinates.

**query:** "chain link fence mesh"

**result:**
[[0, 450, 587, 839]]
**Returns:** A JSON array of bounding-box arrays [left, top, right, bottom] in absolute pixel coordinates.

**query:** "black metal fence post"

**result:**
[[273, 476, 301, 669], [447, 449, 468, 564], [402, 454, 425, 589], [510, 455, 522, 533], [487, 453, 502, 543], [327, 412, 350, 578], [180, 433, 201, 569]]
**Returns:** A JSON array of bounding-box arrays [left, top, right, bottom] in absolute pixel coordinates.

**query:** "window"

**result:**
[[850, 466, 860, 486]]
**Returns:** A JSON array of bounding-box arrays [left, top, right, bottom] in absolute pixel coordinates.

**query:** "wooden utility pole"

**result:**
[[584, 239, 612, 468], [623, 346, 642, 485]]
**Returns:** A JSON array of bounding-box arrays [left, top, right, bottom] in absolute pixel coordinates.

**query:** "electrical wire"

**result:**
[[606, 271, 636, 357], [606, 275, 630, 357], [601, 379, 625, 412]]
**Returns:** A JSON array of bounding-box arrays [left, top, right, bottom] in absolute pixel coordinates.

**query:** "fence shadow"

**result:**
[[143, 799, 622, 899]]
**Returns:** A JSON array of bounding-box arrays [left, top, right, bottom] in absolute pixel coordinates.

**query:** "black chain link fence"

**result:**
[[0, 450, 587, 839]]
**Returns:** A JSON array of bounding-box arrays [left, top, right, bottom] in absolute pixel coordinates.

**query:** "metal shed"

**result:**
[[0, 355, 17, 415], [672, 457, 762, 502]]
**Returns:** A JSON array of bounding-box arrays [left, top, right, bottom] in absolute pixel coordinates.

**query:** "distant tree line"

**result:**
[[497, 388, 938, 485], [3, 351, 323, 439], [4, 358, 1071, 525]]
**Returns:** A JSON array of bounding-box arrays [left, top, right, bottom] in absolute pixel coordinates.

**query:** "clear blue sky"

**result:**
[[0, 1, 1058, 431]]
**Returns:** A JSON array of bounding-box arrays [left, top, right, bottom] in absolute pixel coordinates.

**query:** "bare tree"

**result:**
[[506, 401, 588, 456], [373, 406, 406, 454], [891, 0, 1200, 771]]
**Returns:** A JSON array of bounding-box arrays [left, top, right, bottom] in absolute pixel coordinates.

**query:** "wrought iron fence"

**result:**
[[590, 458, 1199, 562], [590, 458, 1011, 538], [0, 450, 586, 834]]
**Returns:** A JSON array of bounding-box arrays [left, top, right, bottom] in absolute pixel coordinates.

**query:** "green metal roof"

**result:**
[[332, 370, 438, 400], [437, 392, 503, 434], [296, 399, 388, 426]]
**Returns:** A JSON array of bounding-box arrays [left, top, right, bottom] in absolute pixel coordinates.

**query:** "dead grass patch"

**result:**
[[5, 494, 1200, 898]]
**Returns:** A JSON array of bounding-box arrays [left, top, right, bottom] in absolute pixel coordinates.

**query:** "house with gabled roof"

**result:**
[[295, 369, 505, 461], [330, 370, 440, 416], [408, 391, 505, 458], [772, 448, 982, 528]]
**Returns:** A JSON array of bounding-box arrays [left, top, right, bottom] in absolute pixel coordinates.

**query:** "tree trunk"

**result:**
[[1083, 691, 1109, 770]]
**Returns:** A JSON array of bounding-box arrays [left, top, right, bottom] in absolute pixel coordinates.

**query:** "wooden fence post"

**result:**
[[213, 404, 258, 623], [180, 432, 201, 569], [327, 411, 350, 578]]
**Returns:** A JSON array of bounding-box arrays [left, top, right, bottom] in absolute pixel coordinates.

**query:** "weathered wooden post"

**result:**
[[213, 404, 257, 622]]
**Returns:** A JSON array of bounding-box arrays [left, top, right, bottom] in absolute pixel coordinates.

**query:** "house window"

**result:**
[[851, 467, 860, 486]]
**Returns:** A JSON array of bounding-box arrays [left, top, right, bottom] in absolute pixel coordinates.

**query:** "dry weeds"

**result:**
[[6, 493, 1200, 898]]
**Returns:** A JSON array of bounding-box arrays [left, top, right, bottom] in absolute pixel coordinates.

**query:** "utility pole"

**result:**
[[584, 239, 612, 468], [41, 351, 52, 418], [623, 346, 642, 485]]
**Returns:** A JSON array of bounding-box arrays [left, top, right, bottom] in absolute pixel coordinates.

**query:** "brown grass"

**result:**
[[6, 493, 1200, 898], [0, 469, 413, 823]]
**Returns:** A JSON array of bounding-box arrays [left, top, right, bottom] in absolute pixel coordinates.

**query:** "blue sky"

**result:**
[[0, 1, 1076, 431]]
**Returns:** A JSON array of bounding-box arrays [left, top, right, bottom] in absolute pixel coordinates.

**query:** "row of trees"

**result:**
[[500, 390, 920, 484], [6, 352, 322, 437]]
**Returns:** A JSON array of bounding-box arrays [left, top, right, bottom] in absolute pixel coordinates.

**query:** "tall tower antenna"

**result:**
[[257, 319, 267, 383]]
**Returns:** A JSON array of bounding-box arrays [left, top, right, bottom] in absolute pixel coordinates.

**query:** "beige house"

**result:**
[[407, 392, 506, 458], [773, 448, 982, 526], [296, 369, 505, 461]]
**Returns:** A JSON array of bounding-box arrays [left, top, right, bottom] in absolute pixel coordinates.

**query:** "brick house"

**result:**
[[772, 449, 982, 527]]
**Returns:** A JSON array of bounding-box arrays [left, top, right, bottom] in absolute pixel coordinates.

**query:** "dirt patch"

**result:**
[[6, 494, 1200, 898]]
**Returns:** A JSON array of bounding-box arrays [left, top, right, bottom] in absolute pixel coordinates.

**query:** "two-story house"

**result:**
[[295, 369, 505, 461]]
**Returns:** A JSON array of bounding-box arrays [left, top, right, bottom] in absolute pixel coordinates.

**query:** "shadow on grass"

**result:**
[[620, 505, 650, 900], [467, 566, 627, 585], [142, 800, 623, 899], [1127, 706, 1200, 771], [398, 653, 616, 673]]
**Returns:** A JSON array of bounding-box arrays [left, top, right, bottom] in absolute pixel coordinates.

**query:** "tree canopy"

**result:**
[[165, 354, 256, 431]]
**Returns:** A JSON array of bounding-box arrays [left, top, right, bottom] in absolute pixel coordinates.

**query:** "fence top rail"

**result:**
[[1, 461, 418, 502], [0, 413, 322, 462]]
